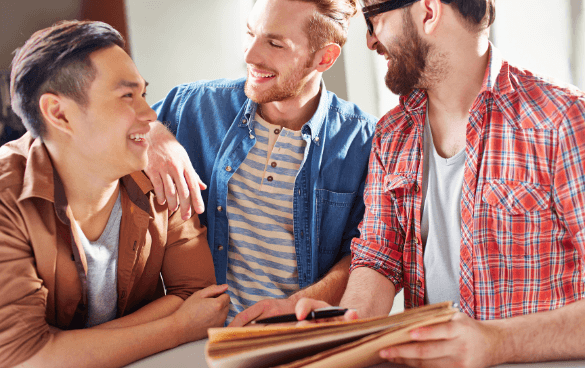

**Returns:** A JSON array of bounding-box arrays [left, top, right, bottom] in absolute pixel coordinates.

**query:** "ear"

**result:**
[[314, 43, 342, 73], [416, 0, 443, 35], [38, 93, 74, 136]]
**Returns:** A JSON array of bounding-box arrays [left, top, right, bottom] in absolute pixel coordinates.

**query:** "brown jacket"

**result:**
[[0, 134, 215, 367]]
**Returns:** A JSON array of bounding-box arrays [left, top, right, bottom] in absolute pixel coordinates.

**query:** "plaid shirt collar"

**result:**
[[398, 43, 515, 114]]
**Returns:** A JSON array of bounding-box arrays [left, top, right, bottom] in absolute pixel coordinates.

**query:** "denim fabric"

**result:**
[[153, 78, 376, 288]]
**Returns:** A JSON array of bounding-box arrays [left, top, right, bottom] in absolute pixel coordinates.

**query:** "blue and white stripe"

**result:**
[[225, 114, 306, 322]]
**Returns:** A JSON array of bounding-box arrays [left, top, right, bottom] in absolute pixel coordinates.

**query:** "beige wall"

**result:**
[[0, 0, 82, 70]]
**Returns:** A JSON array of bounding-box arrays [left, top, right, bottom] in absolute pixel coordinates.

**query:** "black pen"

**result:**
[[250, 306, 349, 325]]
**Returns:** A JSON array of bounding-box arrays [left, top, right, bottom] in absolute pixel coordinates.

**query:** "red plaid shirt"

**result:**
[[350, 46, 585, 320]]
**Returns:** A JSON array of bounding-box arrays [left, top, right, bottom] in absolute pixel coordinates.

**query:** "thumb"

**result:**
[[196, 284, 229, 298]]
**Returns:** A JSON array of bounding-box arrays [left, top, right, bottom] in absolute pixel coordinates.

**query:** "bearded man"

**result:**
[[148, 0, 376, 326], [297, 0, 585, 366]]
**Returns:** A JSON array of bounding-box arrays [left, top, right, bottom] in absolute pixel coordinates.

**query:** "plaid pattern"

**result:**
[[350, 45, 585, 320]]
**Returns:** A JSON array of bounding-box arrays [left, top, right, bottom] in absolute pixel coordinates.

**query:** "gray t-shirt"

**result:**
[[421, 113, 465, 306], [75, 191, 122, 328]]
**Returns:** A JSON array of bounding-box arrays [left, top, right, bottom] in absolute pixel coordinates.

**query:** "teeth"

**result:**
[[250, 70, 275, 78], [129, 133, 147, 142]]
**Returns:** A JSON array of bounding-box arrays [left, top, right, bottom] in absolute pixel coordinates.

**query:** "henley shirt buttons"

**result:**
[[267, 176, 274, 182], [274, 129, 280, 135], [218, 245, 224, 251], [226, 166, 232, 172], [217, 206, 223, 212], [271, 162, 277, 168]]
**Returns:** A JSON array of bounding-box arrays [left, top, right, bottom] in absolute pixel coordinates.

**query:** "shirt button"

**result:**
[[414, 184, 420, 193], [218, 245, 224, 251], [274, 129, 280, 135], [416, 280, 423, 288], [121, 291, 126, 299], [250, 134, 254, 139], [301, 231, 304, 237], [217, 206, 223, 212], [271, 162, 277, 168], [225, 166, 232, 172], [242, 119, 247, 124], [390, 192, 396, 200], [267, 176, 274, 182], [314, 137, 320, 143]]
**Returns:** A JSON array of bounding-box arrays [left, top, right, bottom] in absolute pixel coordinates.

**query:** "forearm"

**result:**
[[94, 295, 183, 330], [489, 298, 585, 365], [290, 255, 351, 305], [20, 313, 191, 368], [340, 266, 395, 318]]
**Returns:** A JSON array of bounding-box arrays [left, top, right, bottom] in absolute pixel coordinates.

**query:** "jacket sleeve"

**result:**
[[0, 189, 51, 367], [161, 208, 216, 300]]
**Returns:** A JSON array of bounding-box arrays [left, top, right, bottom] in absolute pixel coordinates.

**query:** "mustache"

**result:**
[[247, 64, 278, 75]]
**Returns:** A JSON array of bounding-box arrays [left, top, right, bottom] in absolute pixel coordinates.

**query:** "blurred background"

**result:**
[[1, 0, 584, 311]]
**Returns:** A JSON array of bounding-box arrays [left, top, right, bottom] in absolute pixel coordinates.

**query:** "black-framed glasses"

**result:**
[[360, 0, 454, 36]]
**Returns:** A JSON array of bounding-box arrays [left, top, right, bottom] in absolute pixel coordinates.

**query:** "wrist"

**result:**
[[483, 319, 512, 366]]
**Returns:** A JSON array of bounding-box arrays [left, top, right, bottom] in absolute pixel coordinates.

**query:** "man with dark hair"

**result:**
[[147, 0, 377, 327], [297, 0, 585, 366], [0, 20, 229, 367]]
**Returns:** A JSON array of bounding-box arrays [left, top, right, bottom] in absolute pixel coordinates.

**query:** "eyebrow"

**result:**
[[115, 79, 149, 90], [247, 23, 285, 42]]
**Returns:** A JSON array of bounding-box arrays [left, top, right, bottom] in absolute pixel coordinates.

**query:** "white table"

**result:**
[[127, 339, 585, 368]]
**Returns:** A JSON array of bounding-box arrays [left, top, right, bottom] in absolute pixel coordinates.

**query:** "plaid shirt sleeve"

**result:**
[[554, 97, 585, 256], [350, 136, 406, 291]]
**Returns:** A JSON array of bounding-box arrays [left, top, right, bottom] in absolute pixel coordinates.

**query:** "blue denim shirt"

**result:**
[[153, 78, 376, 288]]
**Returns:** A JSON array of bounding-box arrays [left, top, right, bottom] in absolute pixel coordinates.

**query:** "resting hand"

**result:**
[[229, 297, 299, 327], [294, 297, 358, 324], [379, 312, 502, 368], [145, 122, 207, 220], [173, 284, 230, 343]]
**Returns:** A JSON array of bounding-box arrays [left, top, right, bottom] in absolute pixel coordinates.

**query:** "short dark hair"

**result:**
[[10, 20, 124, 138], [448, 0, 495, 30], [294, 0, 358, 52]]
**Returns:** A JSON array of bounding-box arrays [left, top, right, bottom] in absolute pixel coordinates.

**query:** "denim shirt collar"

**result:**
[[240, 79, 328, 146]]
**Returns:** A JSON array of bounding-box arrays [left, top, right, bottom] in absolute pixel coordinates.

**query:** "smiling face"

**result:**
[[65, 45, 156, 179], [243, 0, 319, 103], [367, 5, 444, 96]]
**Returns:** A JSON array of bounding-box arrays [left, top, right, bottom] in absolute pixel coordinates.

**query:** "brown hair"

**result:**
[[10, 20, 124, 138], [294, 0, 358, 52]]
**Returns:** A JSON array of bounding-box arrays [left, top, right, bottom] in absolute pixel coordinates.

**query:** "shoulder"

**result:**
[[164, 77, 248, 103], [496, 62, 585, 130], [326, 91, 377, 127], [0, 134, 32, 195]]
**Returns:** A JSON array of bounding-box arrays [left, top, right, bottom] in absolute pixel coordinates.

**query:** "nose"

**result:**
[[366, 30, 378, 51], [137, 98, 157, 124], [244, 37, 262, 66]]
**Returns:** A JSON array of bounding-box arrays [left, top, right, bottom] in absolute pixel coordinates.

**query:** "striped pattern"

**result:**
[[225, 114, 306, 322], [350, 45, 585, 321]]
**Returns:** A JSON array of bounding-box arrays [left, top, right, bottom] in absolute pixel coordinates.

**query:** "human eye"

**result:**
[[122, 92, 133, 98], [269, 41, 283, 49]]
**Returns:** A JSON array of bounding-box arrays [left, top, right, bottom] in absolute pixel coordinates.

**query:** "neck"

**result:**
[[426, 35, 490, 121], [45, 139, 121, 240], [258, 73, 322, 131]]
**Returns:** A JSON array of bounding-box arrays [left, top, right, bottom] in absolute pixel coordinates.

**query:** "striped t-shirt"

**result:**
[[225, 113, 307, 322]]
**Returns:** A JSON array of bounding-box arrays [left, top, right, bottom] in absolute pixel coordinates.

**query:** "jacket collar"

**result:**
[[19, 135, 154, 218]]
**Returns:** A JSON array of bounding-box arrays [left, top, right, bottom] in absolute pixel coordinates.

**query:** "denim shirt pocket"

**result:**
[[315, 189, 357, 255], [481, 180, 552, 255]]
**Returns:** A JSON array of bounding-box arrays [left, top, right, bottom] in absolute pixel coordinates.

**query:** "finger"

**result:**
[[144, 170, 167, 205], [381, 340, 453, 361], [161, 173, 179, 211], [173, 170, 193, 220], [197, 284, 229, 299], [410, 318, 461, 341], [184, 169, 206, 214], [294, 298, 332, 321], [229, 304, 263, 327]]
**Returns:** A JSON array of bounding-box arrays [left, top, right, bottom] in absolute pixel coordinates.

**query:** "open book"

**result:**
[[205, 301, 457, 368]]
